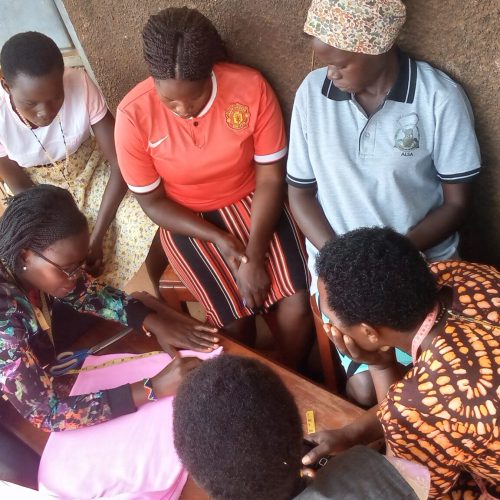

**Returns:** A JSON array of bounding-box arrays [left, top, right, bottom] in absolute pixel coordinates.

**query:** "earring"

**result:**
[[22, 266, 27, 271]]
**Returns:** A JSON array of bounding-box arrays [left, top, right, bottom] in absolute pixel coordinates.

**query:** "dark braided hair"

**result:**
[[142, 7, 227, 81], [0, 32, 64, 84], [173, 355, 303, 500], [316, 227, 438, 331], [0, 185, 88, 273]]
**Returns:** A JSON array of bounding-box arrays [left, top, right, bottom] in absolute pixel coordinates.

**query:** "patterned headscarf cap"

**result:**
[[304, 0, 406, 55]]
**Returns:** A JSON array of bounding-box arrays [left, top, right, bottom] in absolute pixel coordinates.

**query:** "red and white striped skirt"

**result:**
[[160, 193, 310, 327]]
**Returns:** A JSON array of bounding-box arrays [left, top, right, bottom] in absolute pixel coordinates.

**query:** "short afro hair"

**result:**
[[173, 355, 303, 500], [142, 7, 227, 81], [0, 32, 64, 84], [316, 227, 438, 331]]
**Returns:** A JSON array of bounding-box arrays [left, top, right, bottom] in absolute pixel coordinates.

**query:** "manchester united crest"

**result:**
[[225, 103, 250, 130]]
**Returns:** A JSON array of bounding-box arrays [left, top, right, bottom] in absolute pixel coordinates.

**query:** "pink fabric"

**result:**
[[38, 348, 222, 499]]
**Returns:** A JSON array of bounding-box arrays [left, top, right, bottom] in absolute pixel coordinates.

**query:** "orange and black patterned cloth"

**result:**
[[379, 261, 499, 499]]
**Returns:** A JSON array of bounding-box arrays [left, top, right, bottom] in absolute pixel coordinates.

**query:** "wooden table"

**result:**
[[2, 319, 365, 499]]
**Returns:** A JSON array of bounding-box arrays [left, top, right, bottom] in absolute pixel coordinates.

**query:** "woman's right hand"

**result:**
[[215, 232, 248, 275], [151, 356, 202, 399], [302, 429, 355, 465]]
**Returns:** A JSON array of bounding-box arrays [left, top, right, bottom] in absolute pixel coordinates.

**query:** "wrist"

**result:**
[[211, 226, 229, 242], [143, 313, 160, 336], [245, 243, 268, 263], [340, 423, 361, 447], [89, 231, 105, 247]]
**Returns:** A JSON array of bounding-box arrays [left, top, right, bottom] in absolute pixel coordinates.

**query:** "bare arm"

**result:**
[[0, 156, 34, 194], [369, 364, 404, 403], [407, 182, 472, 251], [246, 161, 285, 260], [288, 185, 335, 250], [86, 111, 128, 273], [236, 161, 285, 307]]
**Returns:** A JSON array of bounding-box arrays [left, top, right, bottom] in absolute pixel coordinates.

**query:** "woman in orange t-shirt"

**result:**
[[115, 7, 312, 368]]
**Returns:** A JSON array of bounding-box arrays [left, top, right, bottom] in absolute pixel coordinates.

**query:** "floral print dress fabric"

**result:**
[[0, 265, 147, 432]]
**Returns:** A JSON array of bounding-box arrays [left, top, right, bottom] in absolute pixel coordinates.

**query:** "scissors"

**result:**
[[49, 327, 134, 376]]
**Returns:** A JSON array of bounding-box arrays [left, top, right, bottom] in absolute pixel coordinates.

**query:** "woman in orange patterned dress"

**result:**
[[306, 227, 499, 499]]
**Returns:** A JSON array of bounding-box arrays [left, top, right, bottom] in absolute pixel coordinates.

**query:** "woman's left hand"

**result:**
[[325, 323, 396, 368], [236, 259, 271, 309], [146, 311, 220, 354], [134, 291, 220, 353], [85, 238, 105, 276]]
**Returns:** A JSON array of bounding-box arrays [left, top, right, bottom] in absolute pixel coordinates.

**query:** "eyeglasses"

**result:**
[[31, 249, 85, 279]]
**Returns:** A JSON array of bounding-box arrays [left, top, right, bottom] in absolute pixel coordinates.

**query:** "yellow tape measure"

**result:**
[[65, 351, 164, 375], [306, 410, 316, 434]]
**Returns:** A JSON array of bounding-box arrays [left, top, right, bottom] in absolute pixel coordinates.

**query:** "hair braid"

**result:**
[[0, 185, 88, 272], [142, 7, 227, 81]]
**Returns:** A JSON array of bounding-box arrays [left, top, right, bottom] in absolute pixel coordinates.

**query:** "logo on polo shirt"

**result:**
[[395, 113, 420, 154], [225, 103, 250, 130]]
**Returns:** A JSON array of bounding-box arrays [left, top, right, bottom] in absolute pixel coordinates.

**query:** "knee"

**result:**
[[280, 290, 311, 318], [346, 372, 377, 407]]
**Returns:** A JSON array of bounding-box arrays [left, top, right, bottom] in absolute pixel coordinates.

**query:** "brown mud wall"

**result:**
[[64, 0, 500, 265]]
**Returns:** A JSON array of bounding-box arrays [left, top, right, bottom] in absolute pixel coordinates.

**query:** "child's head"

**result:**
[[173, 354, 303, 500]]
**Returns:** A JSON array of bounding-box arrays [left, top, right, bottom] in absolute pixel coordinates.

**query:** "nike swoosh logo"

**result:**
[[148, 135, 168, 148]]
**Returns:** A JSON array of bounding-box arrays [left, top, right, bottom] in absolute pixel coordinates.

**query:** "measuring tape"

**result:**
[[305, 410, 316, 434], [64, 351, 164, 375]]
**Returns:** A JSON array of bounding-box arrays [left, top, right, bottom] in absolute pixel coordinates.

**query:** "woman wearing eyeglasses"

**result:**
[[0, 184, 220, 432]]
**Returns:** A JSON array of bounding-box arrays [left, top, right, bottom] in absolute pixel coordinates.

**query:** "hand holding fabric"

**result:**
[[151, 356, 202, 398], [134, 291, 220, 353]]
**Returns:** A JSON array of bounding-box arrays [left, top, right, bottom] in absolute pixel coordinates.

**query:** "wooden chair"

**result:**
[[310, 295, 344, 393], [159, 264, 197, 313]]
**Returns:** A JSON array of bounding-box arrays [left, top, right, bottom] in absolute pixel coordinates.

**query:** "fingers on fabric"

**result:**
[[302, 442, 331, 466], [193, 324, 218, 334]]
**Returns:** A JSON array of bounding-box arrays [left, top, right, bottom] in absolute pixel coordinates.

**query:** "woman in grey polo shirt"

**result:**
[[287, 0, 481, 406]]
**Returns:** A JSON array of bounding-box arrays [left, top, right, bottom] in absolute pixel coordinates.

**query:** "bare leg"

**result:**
[[346, 361, 409, 408], [223, 315, 257, 347], [272, 290, 314, 369], [346, 372, 377, 408], [145, 229, 168, 296]]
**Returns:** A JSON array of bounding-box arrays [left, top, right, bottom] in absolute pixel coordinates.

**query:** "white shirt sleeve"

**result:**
[[432, 83, 481, 182], [286, 81, 317, 188], [82, 71, 108, 126]]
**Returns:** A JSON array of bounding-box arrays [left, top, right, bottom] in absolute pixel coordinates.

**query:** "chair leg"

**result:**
[[159, 287, 184, 313], [310, 296, 339, 392]]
